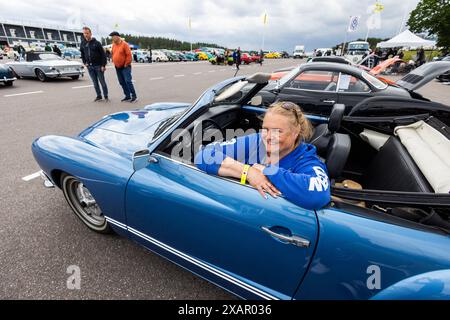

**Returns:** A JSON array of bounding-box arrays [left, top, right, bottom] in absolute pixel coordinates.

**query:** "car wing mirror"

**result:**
[[132, 149, 154, 171], [250, 95, 263, 106]]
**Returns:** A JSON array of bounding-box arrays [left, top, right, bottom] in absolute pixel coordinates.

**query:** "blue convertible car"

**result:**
[[32, 73, 450, 300]]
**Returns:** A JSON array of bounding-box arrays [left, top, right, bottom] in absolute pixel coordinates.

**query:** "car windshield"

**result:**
[[279, 66, 301, 87], [38, 53, 62, 61], [362, 71, 388, 90]]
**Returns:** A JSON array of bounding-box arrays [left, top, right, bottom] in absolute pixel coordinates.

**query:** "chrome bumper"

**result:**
[[0, 77, 16, 82], [46, 70, 84, 78], [40, 170, 55, 188]]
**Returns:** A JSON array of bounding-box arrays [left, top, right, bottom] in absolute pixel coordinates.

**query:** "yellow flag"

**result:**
[[374, 2, 384, 13], [262, 12, 268, 25]]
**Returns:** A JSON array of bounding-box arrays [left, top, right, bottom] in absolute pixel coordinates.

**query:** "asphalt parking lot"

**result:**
[[0, 58, 296, 299], [0, 58, 449, 300]]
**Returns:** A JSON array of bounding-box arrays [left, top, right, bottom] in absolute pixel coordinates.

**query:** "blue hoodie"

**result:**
[[195, 133, 331, 210]]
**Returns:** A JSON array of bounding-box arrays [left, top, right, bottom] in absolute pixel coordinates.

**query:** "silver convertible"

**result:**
[[6, 52, 84, 82]]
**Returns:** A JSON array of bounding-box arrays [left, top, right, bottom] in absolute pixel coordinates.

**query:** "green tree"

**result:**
[[407, 0, 450, 49]]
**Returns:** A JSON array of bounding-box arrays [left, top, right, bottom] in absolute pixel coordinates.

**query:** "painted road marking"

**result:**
[[72, 85, 93, 89], [208, 70, 216, 73], [174, 74, 185, 78], [193, 72, 202, 75], [4, 91, 44, 97], [150, 77, 164, 81], [22, 171, 42, 182]]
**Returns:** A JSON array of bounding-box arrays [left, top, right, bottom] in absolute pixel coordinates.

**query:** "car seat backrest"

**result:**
[[363, 137, 433, 193]]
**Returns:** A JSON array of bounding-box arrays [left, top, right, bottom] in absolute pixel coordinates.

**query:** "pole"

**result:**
[[398, 0, 411, 35], [342, 31, 349, 56], [262, 25, 266, 51], [365, 27, 370, 42]]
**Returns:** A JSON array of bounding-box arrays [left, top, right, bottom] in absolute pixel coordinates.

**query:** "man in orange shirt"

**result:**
[[109, 31, 138, 102]]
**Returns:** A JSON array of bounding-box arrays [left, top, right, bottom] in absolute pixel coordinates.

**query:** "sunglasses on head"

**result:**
[[279, 102, 301, 124]]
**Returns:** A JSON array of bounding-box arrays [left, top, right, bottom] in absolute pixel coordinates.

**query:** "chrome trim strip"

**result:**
[[105, 217, 127, 230], [104, 215, 278, 300], [127, 226, 279, 300]]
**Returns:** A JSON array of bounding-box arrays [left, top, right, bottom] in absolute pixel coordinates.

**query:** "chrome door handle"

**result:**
[[261, 227, 310, 248], [321, 100, 336, 104]]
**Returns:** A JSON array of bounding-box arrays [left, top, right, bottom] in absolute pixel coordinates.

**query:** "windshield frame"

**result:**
[[37, 53, 63, 61], [361, 71, 388, 90]]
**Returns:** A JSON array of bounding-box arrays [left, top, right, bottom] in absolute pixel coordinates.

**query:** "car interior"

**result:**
[[157, 80, 450, 234]]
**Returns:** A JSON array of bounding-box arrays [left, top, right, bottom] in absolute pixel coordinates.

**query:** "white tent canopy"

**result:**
[[377, 29, 436, 48]]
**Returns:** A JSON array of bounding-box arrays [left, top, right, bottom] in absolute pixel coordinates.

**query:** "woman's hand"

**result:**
[[247, 167, 281, 199]]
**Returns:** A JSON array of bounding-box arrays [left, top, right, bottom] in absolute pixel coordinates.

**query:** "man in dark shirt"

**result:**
[[80, 26, 109, 102]]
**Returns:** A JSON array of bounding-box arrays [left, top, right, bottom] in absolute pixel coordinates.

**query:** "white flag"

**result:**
[[347, 16, 360, 32]]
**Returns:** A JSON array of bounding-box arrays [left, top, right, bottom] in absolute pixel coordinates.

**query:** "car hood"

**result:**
[[79, 102, 190, 159], [396, 61, 450, 91]]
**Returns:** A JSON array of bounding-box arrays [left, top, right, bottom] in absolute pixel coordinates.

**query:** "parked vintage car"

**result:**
[[6, 51, 84, 82], [0, 64, 16, 86], [32, 72, 450, 300], [183, 52, 199, 61], [264, 52, 281, 59], [151, 50, 169, 62], [241, 53, 262, 64], [134, 50, 151, 63], [62, 48, 82, 59], [261, 61, 450, 115]]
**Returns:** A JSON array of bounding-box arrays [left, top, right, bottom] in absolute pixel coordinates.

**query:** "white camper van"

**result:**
[[293, 45, 305, 59]]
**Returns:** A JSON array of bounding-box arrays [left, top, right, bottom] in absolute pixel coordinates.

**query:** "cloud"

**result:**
[[0, 0, 419, 51]]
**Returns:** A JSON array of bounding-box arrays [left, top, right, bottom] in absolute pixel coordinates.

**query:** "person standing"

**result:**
[[105, 48, 112, 63], [417, 48, 426, 66], [53, 45, 62, 57], [259, 49, 264, 66], [233, 47, 241, 70], [109, 31, 137, 102], [80, 26, 109, 102], [44, 43, 52, 52]]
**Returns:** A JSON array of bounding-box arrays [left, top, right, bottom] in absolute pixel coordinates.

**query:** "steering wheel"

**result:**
[[191, 119, 225, 160]]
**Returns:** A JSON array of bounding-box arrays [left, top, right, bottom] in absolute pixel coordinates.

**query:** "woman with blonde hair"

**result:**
[[195, 101, 331, 210]]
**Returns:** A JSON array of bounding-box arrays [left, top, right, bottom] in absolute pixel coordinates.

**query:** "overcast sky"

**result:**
[[0, 0, 420, 51]]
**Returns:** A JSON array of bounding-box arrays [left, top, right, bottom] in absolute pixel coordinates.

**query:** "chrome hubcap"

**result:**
[[76, 183, 102, 218]]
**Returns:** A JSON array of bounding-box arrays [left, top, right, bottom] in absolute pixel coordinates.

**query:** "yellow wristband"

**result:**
[[241, 165, 251, 185]]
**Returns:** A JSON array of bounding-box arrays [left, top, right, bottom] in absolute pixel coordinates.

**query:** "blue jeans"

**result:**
[[115, 66, 137, 99], [88, 65, 108, 98]]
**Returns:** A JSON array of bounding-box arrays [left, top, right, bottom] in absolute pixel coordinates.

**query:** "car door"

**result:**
[[277, 70, 339, 115], [124, 154, 319, 300], [336, 72, 373, 112]]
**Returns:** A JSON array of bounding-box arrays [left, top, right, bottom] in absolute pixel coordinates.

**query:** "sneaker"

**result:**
[[94, 96, 102, 102], [130, 97, 138, 103], [104, 96, 109, 102], [121, 97, 131, 102]]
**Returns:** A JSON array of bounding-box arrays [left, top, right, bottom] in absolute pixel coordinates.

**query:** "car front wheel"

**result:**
[[4, 81, 13, 86], [35, 69, 47, 82], [61, 174, 112, 234], [70, 75, 80, 80]]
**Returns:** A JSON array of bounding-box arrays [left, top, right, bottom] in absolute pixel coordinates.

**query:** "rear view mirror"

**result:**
[[251, 96, 263, 106]]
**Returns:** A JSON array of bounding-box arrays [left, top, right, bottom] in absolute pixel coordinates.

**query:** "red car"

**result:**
[[241, 53, 261, 64]]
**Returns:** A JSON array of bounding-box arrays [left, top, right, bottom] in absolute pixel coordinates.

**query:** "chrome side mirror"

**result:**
[[132, 149, 151, 171]]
